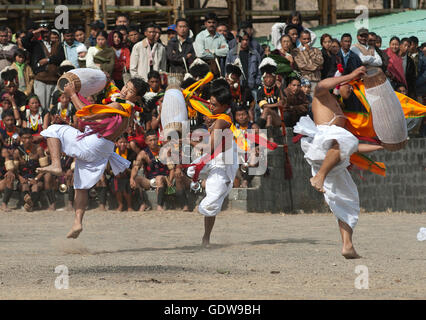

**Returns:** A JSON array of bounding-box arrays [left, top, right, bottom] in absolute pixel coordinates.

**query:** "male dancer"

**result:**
[[294, 66, 383, 259], [38, 78, 149, 238]]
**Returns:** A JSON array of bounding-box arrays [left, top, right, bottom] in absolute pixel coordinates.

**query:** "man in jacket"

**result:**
[[0, 26, 17, 72], [130, 23, 167, 81], [166, 18, 195, 74], [350, 28, 382, 71], [337, 33, 362, 75]]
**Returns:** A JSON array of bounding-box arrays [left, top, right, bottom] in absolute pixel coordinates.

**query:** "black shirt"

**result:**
[[239, 49, 250, 85]]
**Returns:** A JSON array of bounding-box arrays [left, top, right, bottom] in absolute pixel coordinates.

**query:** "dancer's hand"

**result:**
[[351, 66, 367, 79], [130, 178, 137, 189], [63, 82, 76, 98]]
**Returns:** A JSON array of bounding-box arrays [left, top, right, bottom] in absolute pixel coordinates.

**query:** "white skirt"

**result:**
[[41, 124, 131, 189], [293, 116, 360, 229]]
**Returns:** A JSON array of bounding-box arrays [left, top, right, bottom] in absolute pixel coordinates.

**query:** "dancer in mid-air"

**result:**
[[38, 78, 149, 239]]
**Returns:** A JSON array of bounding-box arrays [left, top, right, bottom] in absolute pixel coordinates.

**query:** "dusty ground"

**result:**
[[0, 208, 426, 300]]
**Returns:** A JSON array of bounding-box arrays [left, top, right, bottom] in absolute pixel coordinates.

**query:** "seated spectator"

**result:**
[[271, 11, 317, 50], [86, 31, 116, 77], [282, 77, 309, 127], [126, 122, 146, 155], [50, 92, 77, 127], [233, 106, 259, 188], [11, 49, 34, 96], [0, 69, 26, 126], [130, 23, 167, 81], [13, 128, 48, 211], [338, 33, 362, 75], [399, 37, 417, 98], [300, 77, 313, 118], [21, 95, 50, 145], [0, 109, 20, 160], [0, 26, 17, 72], [225, 62, 255, 121], [74, 25, 86, 45], [108, 30, 130, 89], [76, 44, 88, 68], [293, 30, 324, 93], [147, 70, 163, 93], [351, 28, 382, 70], [256, 58, 282, 141], [130, 129, 169, 211], [112, 135, 137, 211], [193, 13, 229, 78]]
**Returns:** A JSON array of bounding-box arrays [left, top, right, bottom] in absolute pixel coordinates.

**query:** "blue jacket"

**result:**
[[226, 45, 261, 90], [337, 49, 362, 75]]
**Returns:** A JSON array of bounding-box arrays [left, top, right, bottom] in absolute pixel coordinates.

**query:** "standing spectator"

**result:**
[[128, 25, 141, 52], [385, 37, 407, 89], [86, 31, 116, 76], [282, 77, 309, 127], [409, 36, 420, 76], [50, 29, 61, 46], [108, 30, 130, 89], [320, 33, 337, 79], [351, 28, 382, 70], [130, 23, 166, 81], [270, 34, 297, 85], [271, 11, 317, 50], [14, 31, 27, 51], [11, 49, 34, 96], [0, 26, 17, 72], [154, 25, 163, 45], [293, 30, 324, 93], [376, 35, 383, 49], [117, 26, 129, 47], [76, 44, 88, 68], [226, 30, 261, 105], [216, 23, 235, 44], [229, 21, 264, 58], [166, 18, 195, 75], [193, 13, 229, 78], [284, 24, 299, 49], [416, 43, 426, 104], [399, 37, 417, 98], [61, 28, 80, 68], [74, 25, 86, 45], [166, 24, 177, 44], [115, 13, 130, 28], [24, 27, 65, 110], [338, 33, 362, 75], [85, 20, 105, 48], [370, 32, 388, 73]]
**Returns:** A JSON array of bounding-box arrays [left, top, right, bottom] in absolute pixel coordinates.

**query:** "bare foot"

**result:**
[[183, 205, 190, 212], [36, 165, 63, 176], [97, 204, 106, 211], [157, 205, 164, 212], [66, 223, 83, 239], [201, 236, 210, 248], [48, 203, 56, 211], [1, 203, 11, 212], [117, 204, 124, 212], [342, 246, 361, 259], [127, 206, 134, 212], [310, 174, 325, 193], [24, 203, 33, 212]]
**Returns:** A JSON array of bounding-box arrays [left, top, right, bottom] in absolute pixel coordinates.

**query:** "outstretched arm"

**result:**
[[358, 143, 384, 153], [315, 66, 366, 96]]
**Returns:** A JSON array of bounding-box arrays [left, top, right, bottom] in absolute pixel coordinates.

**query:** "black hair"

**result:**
[[26, 94, 41, 105], [376, 35, 382, 42], [288, 77, 301, 85], [96, 30, 109, 39], [287, 11, 302, 25], [234, 105, 249, 114], [204, 12, 218, 22], [111, 30, 124, 42], [145, 129, 158, 137], [341, 33, 352, 41], [115, 25, 128, 33], [14, 48, 27, 59], [128, 25, 140, 33], [368, 32, 377, 37], [147, 70, 161, 80], [409, 36, 419, 45], [300, 29, 311, 37], [144, 23, 157, 32], [175, 18, 189, 27], [75, 25, 85, 33], [153, 24, 162, 32], [180, 77, 197, 89], [210, 79, 232, 106], [116, 133, 129, 141], [128, 78, 150, 98], [320, 33, 332, 45], [389, 36, 400, 44], [284, 24, 299, 35], [239, 21, 253, 30], [62, 27, 75, 35], [2, 109, 15, 119], [400, 37, 411, 45], [116, 13, 129, 21], [20, 127, 34, 136], [331, 38, 340, 46], [1, 68, 18, 82]]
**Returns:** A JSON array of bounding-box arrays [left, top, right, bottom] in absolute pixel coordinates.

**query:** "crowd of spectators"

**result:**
[[0, 10, 424, 212]]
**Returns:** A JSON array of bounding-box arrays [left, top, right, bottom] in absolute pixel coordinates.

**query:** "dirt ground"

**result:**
[[0, 208, 426, 300]]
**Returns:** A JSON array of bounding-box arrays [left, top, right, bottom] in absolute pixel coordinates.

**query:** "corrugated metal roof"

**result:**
[[310, 10, 426, 48]]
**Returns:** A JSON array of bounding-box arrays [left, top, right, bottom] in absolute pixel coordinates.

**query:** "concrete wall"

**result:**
[[3, 135, 425, 213]]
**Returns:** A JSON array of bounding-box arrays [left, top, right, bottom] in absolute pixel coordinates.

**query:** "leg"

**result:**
[[1, 171, 15, 212], [175, 172, 190, 211], [43, 173, 56, 211], [202, 216, 216, 247], [36, 138, 63, 176], [116, 191, 124, 211], [67, 189, 88, 239], [156, 175, 166, 211], [338, 219, 361, 259], [311, 140, 340, 192], [135, 176, 151, 211]]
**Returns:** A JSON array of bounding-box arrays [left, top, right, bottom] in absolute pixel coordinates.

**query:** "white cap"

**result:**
[[76, 44, 88, 54]]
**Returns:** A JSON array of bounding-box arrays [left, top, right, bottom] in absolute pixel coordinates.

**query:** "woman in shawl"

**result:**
[[108, 30, 131, 90], [86, 30, 116, 77], [384, 36, 407, 89], [269, 34, 297, 86]]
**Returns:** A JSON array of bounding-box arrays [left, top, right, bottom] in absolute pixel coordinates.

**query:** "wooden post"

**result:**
[[329, 0, 337, 25], [93, 0, 100, 21], [240, 0, 246, 23], [319, 0, 328, 26], [101, 0, 107, 30], [84, 0, 92, 36]]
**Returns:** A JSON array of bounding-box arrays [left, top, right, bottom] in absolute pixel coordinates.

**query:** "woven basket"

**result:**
[[363, 68, 408, 151]]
